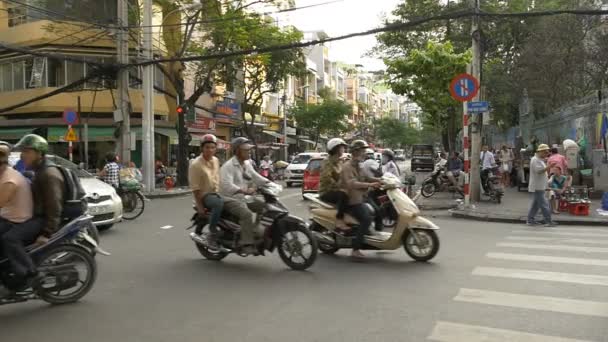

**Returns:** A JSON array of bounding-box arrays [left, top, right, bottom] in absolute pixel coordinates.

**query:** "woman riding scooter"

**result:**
[[340, 140, 382, 259]]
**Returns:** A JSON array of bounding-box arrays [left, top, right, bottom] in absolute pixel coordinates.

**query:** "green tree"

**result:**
[[374, 117, 420, 149], [384, 41, 470, 152], [290, 99, 351, 148]]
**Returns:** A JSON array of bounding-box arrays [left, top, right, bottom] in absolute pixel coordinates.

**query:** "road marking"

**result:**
[[514, 227, 608, 233], [497, 242, 608, 253], [486, 252, 608, 267], [160, 225, 174, 230], [428, 321, 591, 342], [512, 230, 608, 238], [454, 288, 608, 317], [506, 236, 608, 245], [472, 266, 608, 286]]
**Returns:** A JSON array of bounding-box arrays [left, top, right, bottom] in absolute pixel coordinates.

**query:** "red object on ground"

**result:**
[[569, 202, 590, 216], [558, 199, 570, 212], [164, 176, 175, 190]]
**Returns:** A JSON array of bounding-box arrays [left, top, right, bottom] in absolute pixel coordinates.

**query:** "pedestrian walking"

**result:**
[[499, 145, 513, 187], [527, 144, 557, 227]]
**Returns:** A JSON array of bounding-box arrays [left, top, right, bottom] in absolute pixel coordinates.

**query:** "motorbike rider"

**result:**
[[260, 155, 273, 171], [446, 152, 463, 191], [188, 134, 224, 251], [97, 151, 121, 189], [219, 137, 270, 255], [340, 140, 382, 259], [381, 149, 400, 177], [480, 145, 496, 194], [0, 141, 40, 296], [319, 138, 349, 229], [361, 148, 381, 179]]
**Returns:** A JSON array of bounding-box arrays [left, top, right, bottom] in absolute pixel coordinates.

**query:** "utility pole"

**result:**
[[281, 91, 288, 161], [117, 0, 130, 163], [142, 0, 155, 191], [469, 0, 482, 202]]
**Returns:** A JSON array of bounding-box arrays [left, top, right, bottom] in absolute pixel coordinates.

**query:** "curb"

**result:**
[[449, 209, 608, 226], [145, 190, 190, 199], [419, 204, 459, 211]]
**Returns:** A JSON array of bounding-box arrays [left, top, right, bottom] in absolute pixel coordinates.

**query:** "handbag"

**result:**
[[502, 162, 510, 172]]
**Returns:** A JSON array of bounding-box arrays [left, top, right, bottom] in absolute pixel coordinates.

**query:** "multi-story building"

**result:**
[[0, 0, 174, 168]]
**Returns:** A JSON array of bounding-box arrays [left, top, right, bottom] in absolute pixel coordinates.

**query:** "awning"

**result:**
[[0, 127, 33, 140], [300, 139, 316, 145], [263, 130, 296, 144], [155, 127, 178, 145], [48, 126, 117, 142]]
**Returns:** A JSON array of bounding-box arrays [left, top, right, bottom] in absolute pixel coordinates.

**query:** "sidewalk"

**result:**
[[415, 191, 462, 210], [145, 187, 191, 199], [450, 187, 608, 226]]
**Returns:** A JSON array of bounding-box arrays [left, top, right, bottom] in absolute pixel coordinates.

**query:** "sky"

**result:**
[[284, 0, 403, 71]]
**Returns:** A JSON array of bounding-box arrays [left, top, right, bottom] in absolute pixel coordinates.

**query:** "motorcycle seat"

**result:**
[[310, 208, 359, 226]]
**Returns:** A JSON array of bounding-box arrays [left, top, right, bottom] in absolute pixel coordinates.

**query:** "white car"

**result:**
[[9, 152, 123, 230], [285, 152, 327, 187]]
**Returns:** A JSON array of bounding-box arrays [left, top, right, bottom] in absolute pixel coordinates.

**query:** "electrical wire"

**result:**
[[3, 0, 112, 29]]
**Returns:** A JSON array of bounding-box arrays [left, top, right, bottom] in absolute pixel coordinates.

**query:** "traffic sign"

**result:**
[[63, 108, 79, 125], [65, 127, 78, 142], [467, 101, 489, 113], [449, 73, 480, 102]]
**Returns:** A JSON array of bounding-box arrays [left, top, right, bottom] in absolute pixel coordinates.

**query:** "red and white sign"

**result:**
[[188, 117, 216, 132]]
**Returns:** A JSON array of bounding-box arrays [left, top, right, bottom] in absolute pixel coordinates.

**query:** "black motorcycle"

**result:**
[[187, 183, 318, 271], [0, 215, 104, 305], [421, 166, 464, 198], [482, 166, 504, 204]]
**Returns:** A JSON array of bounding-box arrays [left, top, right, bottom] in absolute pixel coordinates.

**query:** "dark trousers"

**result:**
[[0, 217, 43, 277], [366, 190, 385, 232], [320, 191, 347, 219], [481, 169, 491, 193], [345, 203, 372, 250]]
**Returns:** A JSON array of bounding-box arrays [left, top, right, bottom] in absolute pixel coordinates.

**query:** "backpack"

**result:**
[[51, 165, 87, 219]]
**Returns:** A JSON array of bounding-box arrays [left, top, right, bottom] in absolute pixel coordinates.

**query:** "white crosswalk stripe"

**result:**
[[505, 236, 608, 245], [428, 227, 608, 341], [472, 266, 608, 286], [454, 288, 608, 317], [497, 242, 608, 253], [428, 321, 592, 342]]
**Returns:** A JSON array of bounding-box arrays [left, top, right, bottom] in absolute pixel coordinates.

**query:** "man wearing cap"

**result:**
[[219, 137, 270, 254], [527, 144, 557, 227]]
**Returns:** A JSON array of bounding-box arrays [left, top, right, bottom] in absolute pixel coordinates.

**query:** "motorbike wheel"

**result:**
[[278, 224, 318, 270], [121, 191, 145, 220], [36, 244, 97, 305], [403, 229, 440, 262], [195, 243, 229, 261], [311, 223, 340, 255], [96, 224, 113, 231], [421, 182, 436, 198]]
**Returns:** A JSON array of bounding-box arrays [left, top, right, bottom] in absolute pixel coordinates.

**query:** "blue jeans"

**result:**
[[527, 190, 552, 224], [345, 203, 372, 250], [197, 193, 224, 235]]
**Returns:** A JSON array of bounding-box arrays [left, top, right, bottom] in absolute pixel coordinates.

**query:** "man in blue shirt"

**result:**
[[446, 152, 463, 191]]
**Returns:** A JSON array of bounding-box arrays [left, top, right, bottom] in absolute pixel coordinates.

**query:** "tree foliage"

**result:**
[[374, 117, 420, 148], [290, 97, 351, 148]]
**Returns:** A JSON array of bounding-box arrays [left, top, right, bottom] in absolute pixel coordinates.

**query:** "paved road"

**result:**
[[1, 187, 607, 341]]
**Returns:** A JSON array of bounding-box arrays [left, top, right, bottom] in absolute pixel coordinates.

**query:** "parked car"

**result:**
[[9, 152, 123, 230], [284, 152, 327, 187], [302, 157, 324, 199], [411, 144, 435, 172], [394, 149, 406, 161]]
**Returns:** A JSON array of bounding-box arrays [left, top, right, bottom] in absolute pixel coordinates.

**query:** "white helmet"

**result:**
[[327, 138, 347, 154]]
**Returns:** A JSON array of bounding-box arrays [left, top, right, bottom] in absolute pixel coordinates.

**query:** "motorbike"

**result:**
[[260, 167, 275, 181], [421, 164, 463, 198], [305, 174, 440, 262], [482, 166, 504, 204], [187, 182, 318, 271], [0, 214, 107, 305], [370, 174, 417, 228]]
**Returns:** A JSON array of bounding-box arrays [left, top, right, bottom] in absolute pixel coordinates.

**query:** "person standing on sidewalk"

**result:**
[[527, 144, 557, 227]]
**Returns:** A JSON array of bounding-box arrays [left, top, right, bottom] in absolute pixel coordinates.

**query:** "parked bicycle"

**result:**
[[119, 178, 145, 220]]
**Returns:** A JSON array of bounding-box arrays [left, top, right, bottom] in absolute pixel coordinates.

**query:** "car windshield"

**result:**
[[49, 156, 93, 178], [307, 159, 322, 171], [292, 155, 312, 164], [412, 145, 434, 157]]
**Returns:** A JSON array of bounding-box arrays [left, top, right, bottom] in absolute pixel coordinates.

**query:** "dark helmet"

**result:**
[[382, 149, 395, 159], [350, 139, 369, 152], [231, 137, 254, 153], [0, 141, 11, 164], [14, 134, 48, 155], [106, 152, 118, 163]]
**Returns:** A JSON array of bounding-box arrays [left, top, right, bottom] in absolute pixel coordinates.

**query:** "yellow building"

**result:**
[[0, 1, 174, 168]]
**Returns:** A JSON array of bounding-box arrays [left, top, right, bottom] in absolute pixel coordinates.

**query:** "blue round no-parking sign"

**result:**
[[63, 109, 79, 125]]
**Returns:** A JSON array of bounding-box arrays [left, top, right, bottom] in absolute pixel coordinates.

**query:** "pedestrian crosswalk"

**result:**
[[428, 225, 608, 342]]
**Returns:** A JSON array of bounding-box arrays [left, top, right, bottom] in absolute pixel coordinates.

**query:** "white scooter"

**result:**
[[305, 174, 440, 261]]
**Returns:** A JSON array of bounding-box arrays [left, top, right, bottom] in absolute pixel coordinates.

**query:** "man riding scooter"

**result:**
[[340, 140, 382, 259], [219, 137, 270, 255]]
